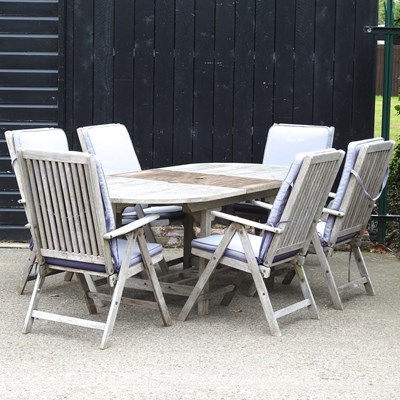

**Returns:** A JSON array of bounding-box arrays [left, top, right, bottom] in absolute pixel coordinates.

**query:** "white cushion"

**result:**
[[263, 123, 334, 166], [192, 233, 263, 263], [13, 128, 68, 156], [80, 123, 141, 175]]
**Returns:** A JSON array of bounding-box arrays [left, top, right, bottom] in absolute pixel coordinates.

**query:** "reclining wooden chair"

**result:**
[[77, 123, 184, 269], [19, 149, 171, 349], [5, 128, 69, 294], [311, 138, 395, 310], [77, 123, 184, 224], [178, 149, 344, 336], [233, 123, 335, 221]]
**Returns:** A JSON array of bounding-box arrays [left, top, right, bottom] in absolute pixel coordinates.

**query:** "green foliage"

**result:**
[[388, 101, 400, 217], [379, 0, 400, 26], [389, 137, 400, 186]]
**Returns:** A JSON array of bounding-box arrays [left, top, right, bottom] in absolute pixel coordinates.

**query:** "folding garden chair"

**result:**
[[5, 128, 69, 294], [311, 138, 395, 310], [77, 123, 184, 269], [178, 149, 344, 336], [19, 149, 172, 349], [233, 123, 335, 221]]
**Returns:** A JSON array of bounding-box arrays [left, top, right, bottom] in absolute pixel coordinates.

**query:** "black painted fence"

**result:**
[[0, 0, 378, 240]]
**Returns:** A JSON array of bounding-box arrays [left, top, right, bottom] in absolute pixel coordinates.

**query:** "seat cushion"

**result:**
[[317, 221, 356, 247], [46, 239, 163, 273], [192, 233, 297, 264], [121, 205, 184, 225], [192, 233, 263, 263]]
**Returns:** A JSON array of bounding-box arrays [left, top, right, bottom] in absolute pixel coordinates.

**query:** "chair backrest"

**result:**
[[262, 123, 335, 166], [18, 149, 116, 274], [77, 123, 141, 175], [5, 128, 69, 200], [259, 148, 345, 266], [322, 138, 395, 246]]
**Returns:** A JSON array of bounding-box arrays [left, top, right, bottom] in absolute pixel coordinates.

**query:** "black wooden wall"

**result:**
[[0, 0, 378, 240], [0, 0, 63, 240], [64, 0, 378, 168]]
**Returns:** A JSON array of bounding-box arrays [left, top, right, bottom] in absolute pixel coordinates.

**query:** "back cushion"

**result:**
[[80, 123, 141, 175], [13, 128, 68, 156], [263, 124, 334, 166], [258, 152, 305, 261]]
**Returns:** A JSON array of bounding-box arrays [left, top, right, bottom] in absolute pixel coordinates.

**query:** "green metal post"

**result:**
[[378, 0, 394, 243]]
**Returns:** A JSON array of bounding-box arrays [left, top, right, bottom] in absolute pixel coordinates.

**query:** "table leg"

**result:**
[[197, 209, 213, 315], [183, 213, 194, 269]]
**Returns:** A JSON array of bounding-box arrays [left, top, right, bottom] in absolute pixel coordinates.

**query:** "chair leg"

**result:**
[[23, 273, 45, 333], [144, 262, 172, 327], [312, 232, 344, 310], [17, 250, 37, 295], [100, 275, 126, 350], [64, 271, 74, 281], [293, 261, 319, 319], [352, 244, 375, 296], [76, 273, 98, 315], [220, 270, 246, 306], [178, 255, 220, 321], [247, 262, 281, 336], [135, 205, 169, 275], [137, 233, 172, 326]]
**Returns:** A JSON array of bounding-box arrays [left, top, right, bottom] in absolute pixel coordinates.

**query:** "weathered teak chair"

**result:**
[[5, 128, 69, 294], [19, 149, 172, 349], [77, 123, 183, 225], [233, 123, 335, 221], [77, 123, 184, 269], [311, 138, 395, 310], [178, 149, 344, 336]]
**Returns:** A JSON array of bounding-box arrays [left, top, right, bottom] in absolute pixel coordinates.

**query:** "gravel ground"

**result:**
[[0, 246, 399, 399]]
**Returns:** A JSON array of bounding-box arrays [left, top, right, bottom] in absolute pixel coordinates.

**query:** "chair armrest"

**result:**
[[251, 200, 273, 210], [321, 207, 344, 217], [211, 210, 282, 233], [104, 214, 160, 239]]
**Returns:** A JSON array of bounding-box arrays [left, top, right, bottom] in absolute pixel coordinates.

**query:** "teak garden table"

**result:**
[[106, 162, 288, 314]]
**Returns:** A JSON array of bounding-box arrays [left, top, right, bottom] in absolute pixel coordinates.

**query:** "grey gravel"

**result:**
[[0, 246, 399, 399]]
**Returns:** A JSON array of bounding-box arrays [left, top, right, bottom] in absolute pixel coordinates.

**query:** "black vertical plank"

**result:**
[[313, 0, 335, 125], [174, 0, 195, 165], [193, 0, 215, 162], [93, 0, 114, 124], [73, 0, 94, 131], [293, 0, 315, 124], [153, 0, 175, 167], [133, 0, 155, 168], [274, 0, 296, 123], [352, 0, 377, 140], [232, 0, 255, 163], [333, 0, 356, 146], [57, 0, 66, 134], [253, 0, 275, 162], [65, 0, 76, 146], [114, 0, 135, 134], [213, 0, 235, 162]]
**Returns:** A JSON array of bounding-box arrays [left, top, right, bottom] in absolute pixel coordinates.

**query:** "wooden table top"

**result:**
[[106, 162, 288, 206]]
